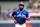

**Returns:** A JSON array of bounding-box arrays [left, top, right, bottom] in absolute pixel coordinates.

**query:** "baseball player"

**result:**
[[11, 2, 30, 27]]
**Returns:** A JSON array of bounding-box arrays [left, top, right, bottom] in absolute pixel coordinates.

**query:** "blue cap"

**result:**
[[19, 2, 24, 6]]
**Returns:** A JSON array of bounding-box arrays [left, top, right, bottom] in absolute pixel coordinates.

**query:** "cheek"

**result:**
[[22, 6, 23, 8]]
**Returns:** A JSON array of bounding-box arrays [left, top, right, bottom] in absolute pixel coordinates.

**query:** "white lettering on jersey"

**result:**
[[17, 14, 21, 17]]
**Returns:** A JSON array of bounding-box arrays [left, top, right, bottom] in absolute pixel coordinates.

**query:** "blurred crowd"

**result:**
[[0, 0, 40, 21], [27, 1, 40, 13]]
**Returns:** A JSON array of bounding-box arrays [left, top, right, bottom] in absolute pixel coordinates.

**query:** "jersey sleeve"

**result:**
[[12, 11, 16, 17], [26, 11, 29, 18], [25, 11, 30, 20]]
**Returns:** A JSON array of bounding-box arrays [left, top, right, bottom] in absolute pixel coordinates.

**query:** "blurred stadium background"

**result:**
[[0, 0, 40, 27]]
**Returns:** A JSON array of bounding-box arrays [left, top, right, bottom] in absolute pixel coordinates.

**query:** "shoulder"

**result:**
[[24, 9, 28, 13]]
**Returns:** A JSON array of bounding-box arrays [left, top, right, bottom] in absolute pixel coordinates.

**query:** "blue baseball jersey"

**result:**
[[12, 9, 29, 24]]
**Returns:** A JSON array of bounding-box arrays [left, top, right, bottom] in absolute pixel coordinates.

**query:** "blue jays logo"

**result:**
[[17, 14, 26, 18]]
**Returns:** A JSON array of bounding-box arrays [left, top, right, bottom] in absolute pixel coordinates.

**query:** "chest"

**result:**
[[16, 11, 26, 17]]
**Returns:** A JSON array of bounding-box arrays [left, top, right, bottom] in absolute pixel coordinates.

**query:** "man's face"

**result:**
[[19, 5, 23, 9]]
